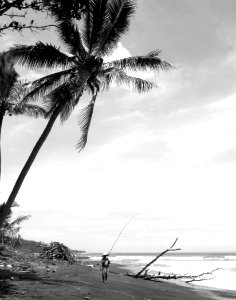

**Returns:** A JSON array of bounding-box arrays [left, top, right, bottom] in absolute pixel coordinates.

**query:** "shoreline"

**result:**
[[1, 258, 236, 299], [83, 260, 219, 300], [89, 260, 236, 300], [110, 261, 236, 300]]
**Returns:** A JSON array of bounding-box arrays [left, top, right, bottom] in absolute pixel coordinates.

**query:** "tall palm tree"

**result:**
[[1, 0, 172, 226], [0, 52, 47, 180]]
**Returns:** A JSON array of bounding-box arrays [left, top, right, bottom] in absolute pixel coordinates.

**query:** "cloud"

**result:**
[[105, 110, 144, 122], [104, 42, 131, 62], [7, 120, 35, 138], [153, 92, 236, 167], [20, 70, 46, 81], [221, 47, 236, 70], [0, 34, 15, 51]]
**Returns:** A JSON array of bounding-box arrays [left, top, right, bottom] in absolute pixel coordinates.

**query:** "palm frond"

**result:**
[[57, 71, 91, 122], [76, 93, 97, 151], [128, 76, 157, 93], [43, 0, 87, 21], [83, 0, 109, 54], [146, 50, 162, 57], [45, 78, 84, 121], [7, 227, 20, 236], [57, 19, 87, 57], [22, 69, 75, 103], [105, 53, 173, 72], [82, 1, 91, 50], [84, 74, 101, 95], [8, 42, 74, 69], [96, 0, 136, 56], [7, 80, 31, 104], [7, 215, 31, 229], [101, 68, 157, 92], [60, 91, 83, 123], [6, 80, 49, 118], [0, 52, 19, 101], [12, 103, 47, 118], [44, 82, 72, 116]]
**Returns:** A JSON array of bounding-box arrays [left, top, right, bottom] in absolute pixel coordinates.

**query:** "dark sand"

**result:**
[[1, 261, 236, 299]]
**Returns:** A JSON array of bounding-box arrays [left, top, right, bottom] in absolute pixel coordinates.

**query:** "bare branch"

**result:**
[[0, 0, 86, 35], [0, 0, 52, 35], [0, 1, 43, 16], [169, 237, 178, 249], [184, 268, 221, 283], [129, 268, 221, 285], [135, 238, 181, 278], [0, 23, 58, 34]]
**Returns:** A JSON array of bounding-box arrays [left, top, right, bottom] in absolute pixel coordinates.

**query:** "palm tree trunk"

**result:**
[[0, 113, 3, 181], [0, 105, 61, 227], [0, 71, 90, 227]]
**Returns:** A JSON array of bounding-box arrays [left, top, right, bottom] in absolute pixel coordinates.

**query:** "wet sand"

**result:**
[[0, 265, 219, 300], [1, 260, 231, 300]]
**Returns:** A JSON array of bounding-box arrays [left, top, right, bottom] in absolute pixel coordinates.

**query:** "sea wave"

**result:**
[[225, 255, 236, 261]]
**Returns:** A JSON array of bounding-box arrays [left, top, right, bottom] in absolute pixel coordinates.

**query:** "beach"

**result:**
[[1, 260, 235, 300]]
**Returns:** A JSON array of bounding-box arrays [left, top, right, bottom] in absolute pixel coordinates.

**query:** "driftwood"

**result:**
[[135, 238, 181, 278], [132, 239, 220, 285], [129, 268, 221, 284], [39, 242, 75, 263], [182, 268, 221, 283]]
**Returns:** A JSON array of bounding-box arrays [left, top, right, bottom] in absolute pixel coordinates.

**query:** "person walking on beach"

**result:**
[[101, 252, 110, 283]]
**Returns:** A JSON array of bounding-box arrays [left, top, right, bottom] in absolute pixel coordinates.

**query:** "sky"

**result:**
[[1, 0, 236, 253]]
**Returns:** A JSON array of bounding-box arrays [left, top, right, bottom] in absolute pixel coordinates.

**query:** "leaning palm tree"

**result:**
[[1, 0, 172, 226], [0, 52, 47, 180]]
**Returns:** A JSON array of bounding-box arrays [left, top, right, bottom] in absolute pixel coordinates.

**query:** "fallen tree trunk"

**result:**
[[133, 238, 221, 285], [135, 238, 181, 278], [129, 268, 221, 283]]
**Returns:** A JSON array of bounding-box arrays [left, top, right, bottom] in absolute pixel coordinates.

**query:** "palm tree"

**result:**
[[1, 0, 172, 226], [0, 52, 47, 180], [0, 202, 31, 246]]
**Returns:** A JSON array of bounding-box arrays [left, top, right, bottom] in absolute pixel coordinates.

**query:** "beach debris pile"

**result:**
[[0, 260, 35, 274], [39, 242, 76, 263], [0, 246, 39, 276]]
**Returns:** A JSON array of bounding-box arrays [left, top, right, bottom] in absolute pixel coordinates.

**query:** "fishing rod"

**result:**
[[108, 214, 138, 255]]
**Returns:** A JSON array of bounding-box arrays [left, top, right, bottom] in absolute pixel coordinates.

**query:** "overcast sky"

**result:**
[[1, 0, 236, 253]]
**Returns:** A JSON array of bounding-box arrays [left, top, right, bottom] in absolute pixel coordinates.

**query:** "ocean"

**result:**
[[89, 252, 236, 292]]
